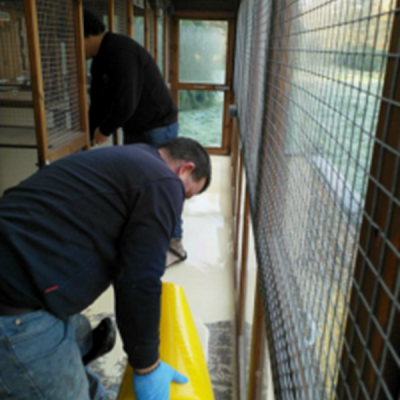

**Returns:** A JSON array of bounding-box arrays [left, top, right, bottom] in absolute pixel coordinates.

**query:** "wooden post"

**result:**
[[108, 0, 114, 32], [237, 190, 250, 336], [231, 116, 238, 211], [73, 0, 90, 149], [127, 0, 134, 38], [247, 275, 266, 400], [24, 0, 49, 167], [234, 148, 244, 263], [169, 15, 179, 105], [144, 0, 149, 50], [222, 18, 235, 154], [153, 5, 158, 64], [163, 10, 168, 81], [108, 0, 120, 145]]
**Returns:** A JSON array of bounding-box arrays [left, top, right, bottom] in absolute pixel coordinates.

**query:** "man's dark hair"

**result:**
[[159, 137, 212, 193], [83, 9, 106, 38]]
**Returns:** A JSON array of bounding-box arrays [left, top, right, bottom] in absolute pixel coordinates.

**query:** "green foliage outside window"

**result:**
[[179, 90, 218, 111]]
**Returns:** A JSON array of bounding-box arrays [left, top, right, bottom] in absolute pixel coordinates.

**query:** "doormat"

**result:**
[[207, 321, 236, 400]]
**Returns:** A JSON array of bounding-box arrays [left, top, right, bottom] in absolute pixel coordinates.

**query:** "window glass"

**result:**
[[179, 20, 227, 84], [134, 16, 144, 46], [178, 90, 224, 147]]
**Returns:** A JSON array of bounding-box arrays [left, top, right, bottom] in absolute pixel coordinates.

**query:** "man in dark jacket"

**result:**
[[84, 10, 177, 147], [84, 9, 187, 264], [0, 138, 211, 400]]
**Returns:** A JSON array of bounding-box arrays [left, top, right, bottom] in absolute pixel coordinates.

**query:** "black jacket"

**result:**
[[0, 144, 184, 369], [89, 33, 178, 140]]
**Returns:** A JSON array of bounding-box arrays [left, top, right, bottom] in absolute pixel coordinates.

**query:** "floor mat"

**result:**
[[85, 314, 236, 400], [207, 321, 236, 400]]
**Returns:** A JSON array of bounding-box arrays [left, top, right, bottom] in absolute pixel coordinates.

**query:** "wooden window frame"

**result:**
[[169, 12, 236, 155]]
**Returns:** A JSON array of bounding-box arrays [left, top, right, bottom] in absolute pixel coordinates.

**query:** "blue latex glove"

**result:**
[[133, 361, 189, 400]]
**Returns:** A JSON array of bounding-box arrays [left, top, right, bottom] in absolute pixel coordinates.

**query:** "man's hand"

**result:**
[[92, 127, 109, 146], [133, 361, 188, 400]]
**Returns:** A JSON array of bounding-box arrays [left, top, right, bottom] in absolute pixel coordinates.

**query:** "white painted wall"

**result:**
[[0, 148, 38, 195]]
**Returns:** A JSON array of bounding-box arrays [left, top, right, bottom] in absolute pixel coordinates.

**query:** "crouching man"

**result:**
[[0, 138, 211, 400]]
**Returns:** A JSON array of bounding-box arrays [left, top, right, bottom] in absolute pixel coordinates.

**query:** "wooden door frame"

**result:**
[[144, 0, 149, 50], [169, 12, 236, 155], [127, 0, 134, 38]]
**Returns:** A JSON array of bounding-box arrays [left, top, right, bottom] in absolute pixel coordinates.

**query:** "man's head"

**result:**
[[158, 138, 211, 199], [83, 9, 106, 59], [83, 9, 106, 38]]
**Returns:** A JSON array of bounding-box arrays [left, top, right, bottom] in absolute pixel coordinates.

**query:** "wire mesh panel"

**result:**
[[36, 0, 83, 149], [157, 8, 163, 74], [234, 0, 272, 215], [237, 0, 254, 142], [0, 1, 35, 147], [147, 5, 155, 57], [133, 5, 145, 46], [246, 0, 271, 215], [338, 1, 400, 398], [114, 0, 128, 34], [234, 0, 400, 398], [233, 0, 245, 97]]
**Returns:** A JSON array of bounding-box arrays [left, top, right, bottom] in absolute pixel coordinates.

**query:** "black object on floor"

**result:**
[[169, 239, 188, 262], [83, 317, 117, 365]]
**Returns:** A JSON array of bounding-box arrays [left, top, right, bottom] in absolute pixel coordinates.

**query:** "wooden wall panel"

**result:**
[[0, 9, 25, 82]]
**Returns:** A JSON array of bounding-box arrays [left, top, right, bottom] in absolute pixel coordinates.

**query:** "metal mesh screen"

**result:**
[[133, 6, 145, 46], [157, 8, 163, 74], [36, 0, 83, 148], [234, 0, 400, 398], [114, 0, 128, 35], [0, 1, 35, 147], [148, 6, 155, 56]]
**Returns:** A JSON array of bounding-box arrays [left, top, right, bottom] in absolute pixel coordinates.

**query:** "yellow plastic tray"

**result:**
[[117, 282, 214, 400]]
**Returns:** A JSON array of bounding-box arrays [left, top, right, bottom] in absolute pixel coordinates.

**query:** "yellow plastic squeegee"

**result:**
[[117, 282, 215, 400]]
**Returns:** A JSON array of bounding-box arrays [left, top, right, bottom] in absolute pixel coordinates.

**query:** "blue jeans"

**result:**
[[143, 122, 179, 147], [0, 311, 106, 400], [125, 122, 183, 240]]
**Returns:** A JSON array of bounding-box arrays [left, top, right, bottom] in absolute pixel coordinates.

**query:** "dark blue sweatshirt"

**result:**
[[0, 144, 184, 369], [89, 32, 178, 140]]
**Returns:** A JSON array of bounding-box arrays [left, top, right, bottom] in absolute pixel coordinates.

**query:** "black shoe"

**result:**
[[168, 239, 187, 262], [83, 317, 116, 365]]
